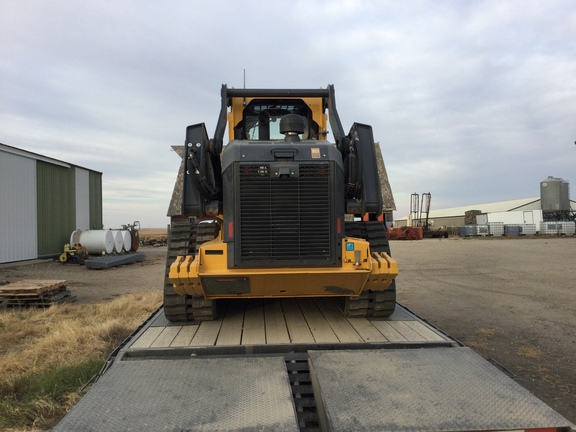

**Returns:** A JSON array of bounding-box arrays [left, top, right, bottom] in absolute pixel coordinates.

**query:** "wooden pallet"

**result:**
[[0, 280, 76, 307]]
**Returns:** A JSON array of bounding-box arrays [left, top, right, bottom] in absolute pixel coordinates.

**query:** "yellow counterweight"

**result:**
[[169, 233, 398, 300]]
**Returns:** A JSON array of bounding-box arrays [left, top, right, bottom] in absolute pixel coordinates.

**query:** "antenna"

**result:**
[[243, 69, 246, 105]]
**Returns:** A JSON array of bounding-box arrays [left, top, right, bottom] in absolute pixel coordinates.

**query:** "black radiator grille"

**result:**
[[239, 164, 332, 264]]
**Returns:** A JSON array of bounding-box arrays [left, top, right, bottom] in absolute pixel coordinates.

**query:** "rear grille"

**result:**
[[239, 164, 332, 265]]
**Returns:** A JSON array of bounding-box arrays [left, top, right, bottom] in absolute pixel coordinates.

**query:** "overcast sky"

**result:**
[[2, 1, 575, 228]]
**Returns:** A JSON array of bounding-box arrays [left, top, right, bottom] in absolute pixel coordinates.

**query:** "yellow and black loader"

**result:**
[[165, 86, 398, 321]]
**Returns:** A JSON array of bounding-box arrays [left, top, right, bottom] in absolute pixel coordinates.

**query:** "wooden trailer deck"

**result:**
[[122, 298, 455, 358]]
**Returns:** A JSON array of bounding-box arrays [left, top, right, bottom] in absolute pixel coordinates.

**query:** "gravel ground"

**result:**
[[1, 237, 574, 423], [0, 245, 167, 304], [392, 236, 576, 423]]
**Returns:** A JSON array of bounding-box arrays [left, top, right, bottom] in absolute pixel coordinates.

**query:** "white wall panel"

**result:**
[[75, 168, 90, 230], [0, 151, 37, 263]]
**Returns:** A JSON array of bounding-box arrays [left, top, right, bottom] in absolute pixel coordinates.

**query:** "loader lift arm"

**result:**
[[187, 84, 382, 218]]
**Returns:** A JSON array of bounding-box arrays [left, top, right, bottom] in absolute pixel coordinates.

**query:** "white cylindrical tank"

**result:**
[[121, 230, 132, 252], [110, 230, 133, 252], [70, 229, 82, 247], [112, 230, 124, 253], [70, 230, 115, 254]]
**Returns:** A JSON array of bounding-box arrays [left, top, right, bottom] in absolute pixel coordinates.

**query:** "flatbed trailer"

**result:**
[[54, 298, 574, 432]]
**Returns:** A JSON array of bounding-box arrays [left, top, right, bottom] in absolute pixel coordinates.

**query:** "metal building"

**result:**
[[394, 196, 576, 229], [394, 177, 575, 229], [0, 143, 103, 264]]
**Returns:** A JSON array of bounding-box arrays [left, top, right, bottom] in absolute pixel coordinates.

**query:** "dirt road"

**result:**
[[1, 236, 574, 422]]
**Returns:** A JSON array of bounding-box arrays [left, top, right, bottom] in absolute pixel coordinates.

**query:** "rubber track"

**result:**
[[345, 221, 391, 254], [344, 221, 396, 318], [191, 222, 220, 320], [163, 220, 196, 322], [164, 221, 221, 322]]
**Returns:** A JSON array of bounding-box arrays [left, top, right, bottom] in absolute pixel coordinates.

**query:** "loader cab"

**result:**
[[229, 97, 327, 142]]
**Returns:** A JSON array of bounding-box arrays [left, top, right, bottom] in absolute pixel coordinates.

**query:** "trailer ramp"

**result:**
[[310, 347, 572, 432], [54, 357, 298, 432], [53, 299, 574, 432]]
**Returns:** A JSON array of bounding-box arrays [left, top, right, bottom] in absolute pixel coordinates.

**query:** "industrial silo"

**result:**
[[541, 176, 571, 220]]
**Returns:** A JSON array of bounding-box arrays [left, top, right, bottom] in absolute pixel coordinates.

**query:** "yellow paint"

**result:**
[[169, 232, 398, 299], [227, 94, 328, 142]]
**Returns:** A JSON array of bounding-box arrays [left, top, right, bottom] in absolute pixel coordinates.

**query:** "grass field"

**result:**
[[0, 291, 162, 431]]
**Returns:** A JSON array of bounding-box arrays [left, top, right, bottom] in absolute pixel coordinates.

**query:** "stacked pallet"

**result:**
[[0, 280, 76, 308]]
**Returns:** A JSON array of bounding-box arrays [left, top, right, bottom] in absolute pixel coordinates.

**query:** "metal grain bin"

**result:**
[[540, 176, 570, 211]]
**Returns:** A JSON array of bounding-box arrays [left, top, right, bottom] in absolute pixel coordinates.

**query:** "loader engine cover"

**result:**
[[220, 139, 346, 269]]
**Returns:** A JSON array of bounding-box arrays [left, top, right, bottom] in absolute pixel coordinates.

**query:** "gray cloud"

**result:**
[[2, 0, 575, 226]]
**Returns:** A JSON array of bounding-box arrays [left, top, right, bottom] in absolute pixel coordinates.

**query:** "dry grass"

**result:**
[[517, 347, 543, 360], [477, 328, 497, 336], [139, 228, 167, 243], [0, 291, 162, 374], [465, 328, 497, 349], [0, 291, 162, 430]]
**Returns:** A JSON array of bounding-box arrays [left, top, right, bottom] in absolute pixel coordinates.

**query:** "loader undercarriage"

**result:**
[[164, 219, 396, 322], [163, 220, 218, 322]]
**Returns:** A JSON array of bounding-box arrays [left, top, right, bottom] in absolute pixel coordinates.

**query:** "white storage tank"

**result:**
[[476, 214, 488, 225], [458, 226, 477, 237], [521, 224, 537, 236], [476, 225, 489, 236], [540, 222, 562, 235], [121, 230, 132, 252], [504, 225, 522, 237], [112, 230, 124, 253], [488, 222, 504, 236], [560, 221, 576, 235], [70, 230, 115, 254], [111, 230, 132, 252]]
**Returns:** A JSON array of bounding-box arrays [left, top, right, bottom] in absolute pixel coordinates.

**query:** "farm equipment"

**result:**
[[59, 243, 88, 264], [165, 85, 398, 321], [404, 192, 448, 239]]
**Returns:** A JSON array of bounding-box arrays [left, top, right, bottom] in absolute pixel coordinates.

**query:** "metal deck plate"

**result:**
[[309, 347, 571, 432], [54, 357, 298, 432]]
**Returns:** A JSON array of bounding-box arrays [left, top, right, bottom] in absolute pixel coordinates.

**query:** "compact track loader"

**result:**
[[165, 85, 398, 321]]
